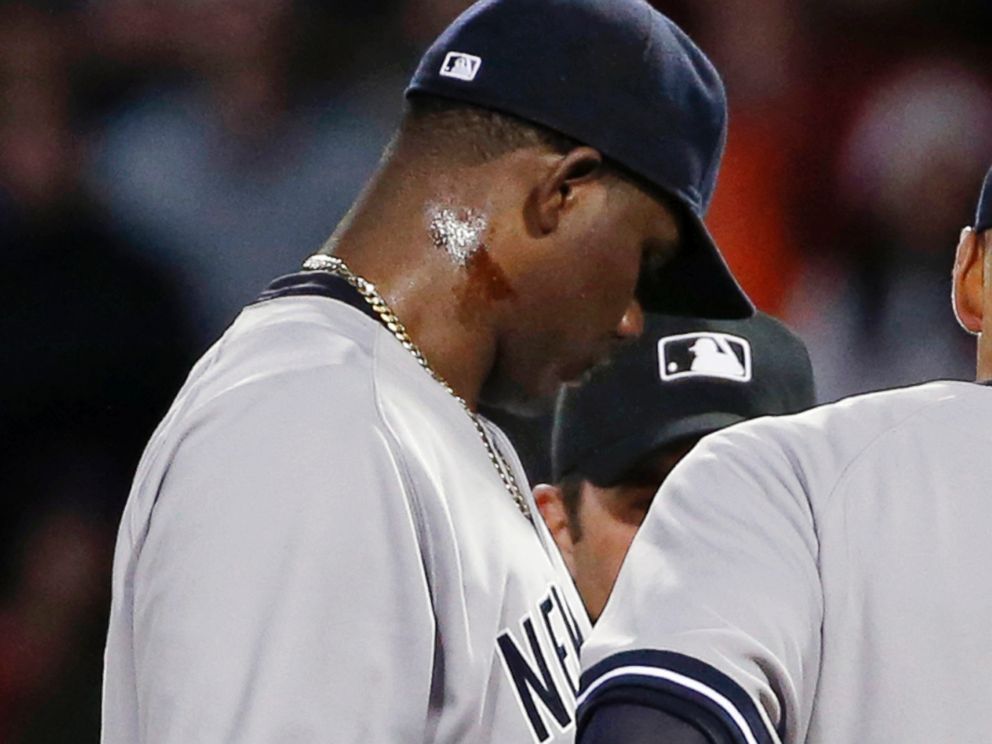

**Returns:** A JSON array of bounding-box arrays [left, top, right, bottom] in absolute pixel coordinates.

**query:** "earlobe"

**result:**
[[952, 227, 984, 334]]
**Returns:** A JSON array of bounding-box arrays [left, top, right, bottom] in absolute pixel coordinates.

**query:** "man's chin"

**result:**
[[561, 352, 616, 389], [477, 376, 560, 418], [561, 365, 598, 388]]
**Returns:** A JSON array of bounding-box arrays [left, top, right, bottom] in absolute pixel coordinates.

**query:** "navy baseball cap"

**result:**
[[977, 166, 992, 233], [406, 0, 753, 320], [551, 312, 816, 485]]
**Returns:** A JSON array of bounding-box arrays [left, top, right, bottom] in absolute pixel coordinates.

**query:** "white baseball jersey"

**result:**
[[580, 380, 992, 744], [102, 271, 590, 743]]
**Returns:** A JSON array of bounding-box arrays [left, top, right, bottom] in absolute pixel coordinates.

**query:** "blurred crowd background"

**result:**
[[2, 0, 991, 740]]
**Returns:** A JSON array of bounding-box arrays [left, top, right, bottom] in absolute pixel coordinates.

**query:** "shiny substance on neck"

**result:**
[[427, 203, 488, 266]]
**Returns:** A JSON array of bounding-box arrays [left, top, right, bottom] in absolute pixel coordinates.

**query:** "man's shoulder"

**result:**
[[173, 294, 467, 449], [691, 380, 983, 494], [747, 379, 977, 444], [190, 297, 381, 404]]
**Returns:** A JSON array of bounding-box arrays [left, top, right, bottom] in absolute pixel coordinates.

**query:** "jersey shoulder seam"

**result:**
[[821, 391, 959, 510]]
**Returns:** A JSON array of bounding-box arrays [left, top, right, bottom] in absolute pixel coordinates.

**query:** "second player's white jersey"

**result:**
[[103, 273, 590, 743], [580, 380, 992, 744]]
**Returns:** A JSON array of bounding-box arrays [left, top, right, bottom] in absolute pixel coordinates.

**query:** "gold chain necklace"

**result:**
[[302, 254, 532, 521]]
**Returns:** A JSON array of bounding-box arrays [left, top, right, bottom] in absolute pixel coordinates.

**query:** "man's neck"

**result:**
[[330, 217, 498, 412]]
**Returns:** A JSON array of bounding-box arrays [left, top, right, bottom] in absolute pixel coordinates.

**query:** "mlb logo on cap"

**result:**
[[440, 51, 482, 81], [658, 332, 752, 383], [552, 312, 814, 485]]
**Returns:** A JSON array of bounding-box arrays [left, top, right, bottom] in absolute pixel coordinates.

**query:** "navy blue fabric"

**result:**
[[579, 650, 778, 744], [977, 166, 992, 233], [254, 271, 379, 325], [406, 0, 753, 320], [579, 701, 718, 744], [408, 0, 725, 215], [552, 311, 815, 484]]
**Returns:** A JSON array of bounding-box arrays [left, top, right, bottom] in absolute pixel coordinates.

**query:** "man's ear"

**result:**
[[530, 147, 605, 235], [953, 227, 984, 334], [533, 483, 576, 573]]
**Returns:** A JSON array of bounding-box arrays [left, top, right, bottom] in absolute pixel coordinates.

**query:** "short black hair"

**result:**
[[558, 472, 585, 543], [399, 95, 581, 166], [395, 95, 666, 218]]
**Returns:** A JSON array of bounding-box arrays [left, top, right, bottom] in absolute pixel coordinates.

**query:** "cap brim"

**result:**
[[579, 411, 745, 486], [642, 209, 754, 320]]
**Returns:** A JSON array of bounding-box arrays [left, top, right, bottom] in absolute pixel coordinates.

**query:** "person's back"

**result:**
[[806, 381, 992, 741], [580, 379, 992, 743], [577, 166, 992, 744]]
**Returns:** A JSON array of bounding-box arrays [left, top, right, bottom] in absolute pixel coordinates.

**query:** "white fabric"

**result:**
[[102, 295, 590, 743], [583, 380, 992, 743]]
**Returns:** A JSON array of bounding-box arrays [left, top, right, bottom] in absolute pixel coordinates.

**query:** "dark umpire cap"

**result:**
[[552, 312, 816, 485], [406, 0, 753, 320], [977, 166, 992, 233]]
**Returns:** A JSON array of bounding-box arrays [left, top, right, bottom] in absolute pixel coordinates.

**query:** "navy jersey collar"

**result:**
[[254, 271, 380, 326]]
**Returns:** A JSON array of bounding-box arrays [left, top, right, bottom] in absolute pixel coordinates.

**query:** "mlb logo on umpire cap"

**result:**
[[440, 51, 482, 81], [658, 332, 752, 383]]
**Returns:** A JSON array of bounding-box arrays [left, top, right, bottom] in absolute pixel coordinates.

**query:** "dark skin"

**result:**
[[325, 140, 682, 414]]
